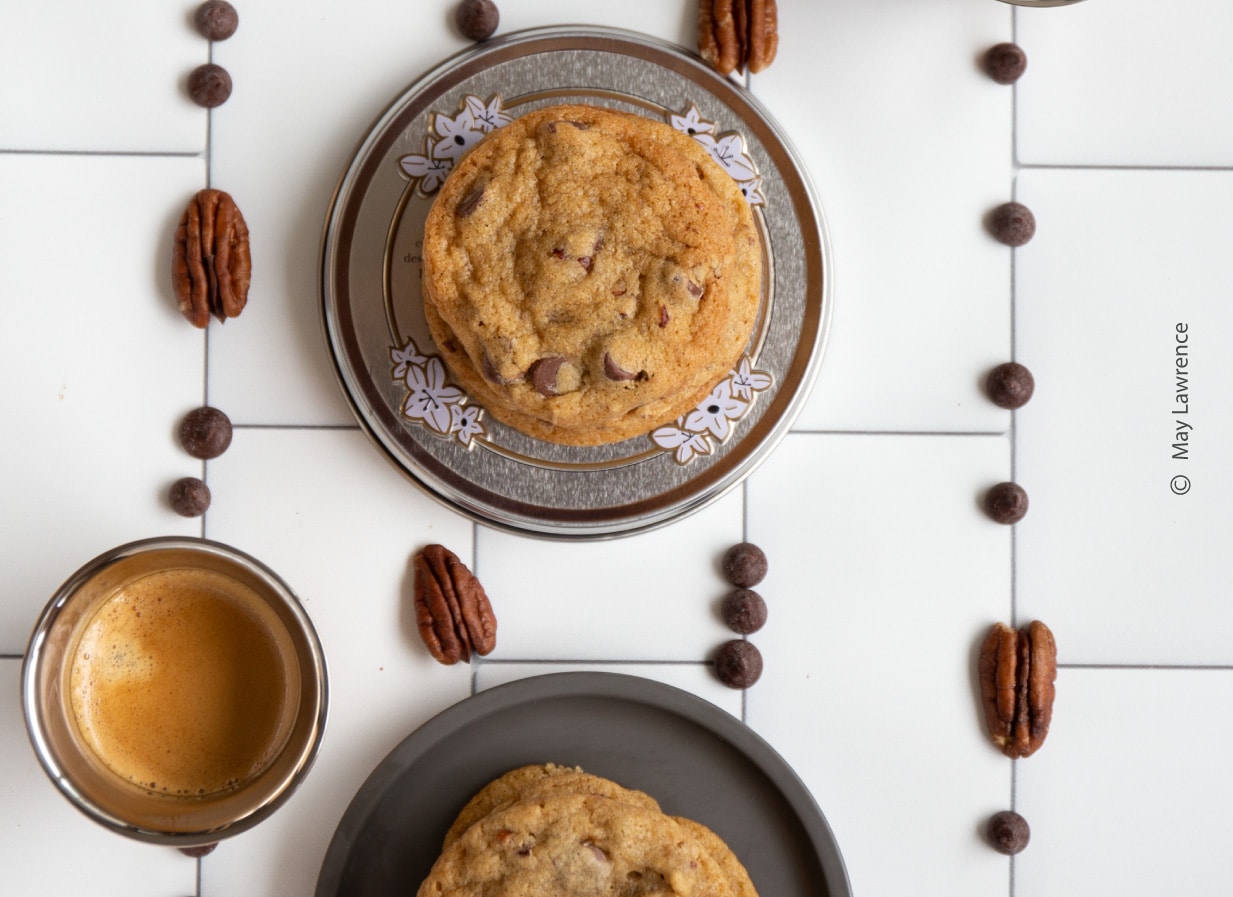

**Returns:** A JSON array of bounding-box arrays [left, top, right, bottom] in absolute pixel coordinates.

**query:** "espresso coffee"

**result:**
[[67, 567, 299, 798]]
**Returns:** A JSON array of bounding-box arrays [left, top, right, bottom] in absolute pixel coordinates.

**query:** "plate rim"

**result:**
[[313, 670, 851, 897], [319, 25, 834, 539]]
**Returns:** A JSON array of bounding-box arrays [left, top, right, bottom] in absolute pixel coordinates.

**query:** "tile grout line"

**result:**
[[469, 659, 1233, 669], [1061, 662, 1233, 671], [1008, 758, 1018, 897], [231, 423, 363, 431], [788, 429, 1007, 437], [478, 661, 715, 666], [1008, 5, 1022, 632], [206, 38, 215, 188], [0, 149, 203, 158], [1008, 16, 1020, 897], [198, 45, 218, 894], [1018, 161, 1233, 173], [200, 40, 215, 548]]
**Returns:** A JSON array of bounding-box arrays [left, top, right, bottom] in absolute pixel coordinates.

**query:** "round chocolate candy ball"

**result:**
[[721, 588, 768, 635], [990, 201, 1036, 247], [984, 42, 1027, 85], [713, 639, 763, 689], [179, 406, 233, 459], [456, 0, 499, 41], [169, 477, 211, 517], [985, 481, 1029, 525], [987, 810, 1031, 855], [187, 63, 232, 108], [722, 542, 768, 588], [194, 1, 238, 41], [986, 362, 1036, 409]]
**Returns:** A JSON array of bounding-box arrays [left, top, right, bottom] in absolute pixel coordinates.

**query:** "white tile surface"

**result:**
[[0, 3, 206, 153], [0, 153, 207, 654], [1017, 0, 1233, 167], [744, 432, 1012, 897], [474, 487, 745, 661], [1014, 168, 1233, 665], [752, 0, 1014, 433], [5, 2, 1233, 897], [0, 660, 197, 895], [1016, 667, 1233, 897]]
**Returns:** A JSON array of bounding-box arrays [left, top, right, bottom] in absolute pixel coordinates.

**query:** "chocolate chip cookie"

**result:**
[[428, 764, 759, 897], [421, 103, 761, 446], [417, 792, 737, 897], [442, 763, 660, 848]]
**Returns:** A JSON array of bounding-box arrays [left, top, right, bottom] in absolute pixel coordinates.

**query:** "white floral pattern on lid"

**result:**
[[391, 95, 773, 462], [391, 338, 487, 448], [650, 357, 774, 463], [398, 95, 512, 193], [398, 95, 763, 206]]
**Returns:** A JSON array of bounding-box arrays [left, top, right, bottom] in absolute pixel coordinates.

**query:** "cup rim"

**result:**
[[21, 536, 329, 847]]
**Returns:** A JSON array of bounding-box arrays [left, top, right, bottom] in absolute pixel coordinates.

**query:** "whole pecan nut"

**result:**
[[978, 621, 1057, 758], [413, 544, 497, 665], [172, 188, 251, 327], [698, 0, 778, 76]]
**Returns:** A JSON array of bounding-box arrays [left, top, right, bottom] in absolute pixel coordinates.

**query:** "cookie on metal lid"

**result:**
[[421, 103, 761, 447]]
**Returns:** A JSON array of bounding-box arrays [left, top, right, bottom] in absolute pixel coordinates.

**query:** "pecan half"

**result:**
[[747, 0, 779, 73], [698, 0, 779, 76], [710, 0, 742, 76], [172, 188, 251, 327], [413, 544, 497, 665], [978, 621, 1057, 758], [698, 1, 723, 73]]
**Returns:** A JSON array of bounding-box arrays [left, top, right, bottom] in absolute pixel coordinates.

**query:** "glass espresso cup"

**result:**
[[21, 537, 328, 848]]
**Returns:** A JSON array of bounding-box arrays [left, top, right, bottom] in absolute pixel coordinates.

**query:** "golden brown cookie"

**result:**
[[421, 103, 761, 447], [416, 792, 736, 897], [442, 764, 660, 848], [672, 817, 758, 897]]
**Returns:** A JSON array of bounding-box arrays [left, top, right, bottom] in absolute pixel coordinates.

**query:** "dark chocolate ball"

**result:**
[[169, 477, 211, 517], [722, 542, 768, 588], [179, 406, 233, 459], [985, 482, 1029, 525], [187, 63, 232, 108], [984, 42, 1027, 85], [194, 1, 238, 41], [987, 810, 1031, 855], [456, 0, 499, 41], [713, 639, 763, 689], [990, 202, 1036, 247], [721, 589, 768, 635], [986, 362, 1036, 409]]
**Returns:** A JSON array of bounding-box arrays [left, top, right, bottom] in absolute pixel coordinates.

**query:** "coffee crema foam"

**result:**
[[68, 567, 298, 798]]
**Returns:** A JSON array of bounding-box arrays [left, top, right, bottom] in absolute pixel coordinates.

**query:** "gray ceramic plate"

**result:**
[[314, 672, 850, 897], [321, 26, 832, 538]]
